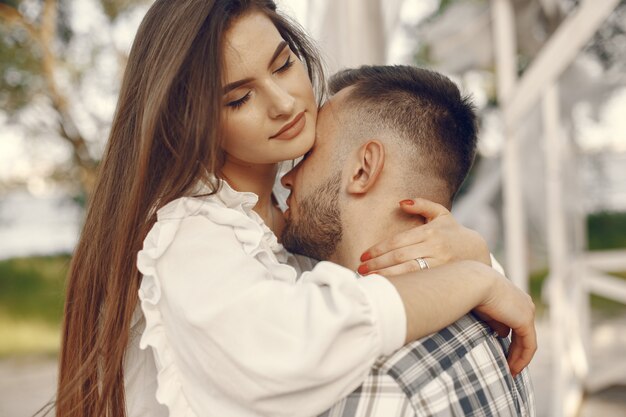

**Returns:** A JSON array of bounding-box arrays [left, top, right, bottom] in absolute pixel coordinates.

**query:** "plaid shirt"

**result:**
[[320, 314, 535, 417]]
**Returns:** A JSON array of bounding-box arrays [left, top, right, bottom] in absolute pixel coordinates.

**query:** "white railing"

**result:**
[[491, 1, 624, 416]]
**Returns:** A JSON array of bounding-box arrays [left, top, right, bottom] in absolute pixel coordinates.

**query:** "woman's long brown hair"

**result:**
[[54, 1, 324, 416]]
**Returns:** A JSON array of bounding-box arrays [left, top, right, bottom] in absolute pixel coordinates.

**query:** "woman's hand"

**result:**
[[388, 261, 536, 377], [473, 268, 537, 377], [358, 198, 491, 276]]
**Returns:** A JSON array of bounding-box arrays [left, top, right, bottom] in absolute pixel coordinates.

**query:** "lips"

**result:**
[[284, 196, 292, 217], [270, 112, 306, 140]]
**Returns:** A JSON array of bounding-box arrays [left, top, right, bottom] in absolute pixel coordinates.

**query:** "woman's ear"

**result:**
[[346, 140, 385, 195]]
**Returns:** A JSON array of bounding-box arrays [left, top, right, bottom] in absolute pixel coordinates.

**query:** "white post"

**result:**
[[491, 0, 516, 100], [491, 0, 528, 291], [505, 0, 621, 127], [544, 83, 585, 417], [489, 1, 623, 414]]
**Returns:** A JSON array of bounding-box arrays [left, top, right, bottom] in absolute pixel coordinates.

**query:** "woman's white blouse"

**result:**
[[125, 180, 406, 417]]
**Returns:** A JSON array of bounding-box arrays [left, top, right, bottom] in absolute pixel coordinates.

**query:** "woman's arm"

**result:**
[[138, 210, 534, 417], [139, 214, 404, 417], [356, 199, 536, 375], [386, 260, 536, 376]]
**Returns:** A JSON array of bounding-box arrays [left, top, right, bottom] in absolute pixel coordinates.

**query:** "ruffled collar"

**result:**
[[190, 177, 258, 212], [183, 177, 288, 264]]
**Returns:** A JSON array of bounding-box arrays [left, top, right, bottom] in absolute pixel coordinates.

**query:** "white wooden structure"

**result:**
[[491, 1, 626, 416], [285, 1, 626, 415]]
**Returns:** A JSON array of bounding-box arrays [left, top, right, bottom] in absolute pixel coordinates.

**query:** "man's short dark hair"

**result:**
[[329, 65, 478, 202]]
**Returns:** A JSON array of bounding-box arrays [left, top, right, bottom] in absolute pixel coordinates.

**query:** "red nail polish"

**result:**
[[357, 264, 369, 275], [399, 199, 414, 206], [360, 252, 372, 262]]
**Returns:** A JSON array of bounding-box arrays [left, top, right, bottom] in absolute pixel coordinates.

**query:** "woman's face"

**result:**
[[220, 12, 318, 165]]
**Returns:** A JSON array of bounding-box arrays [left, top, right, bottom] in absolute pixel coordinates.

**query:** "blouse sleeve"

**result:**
[[137, 201, 406, 417], [490, 253, 505, 275]]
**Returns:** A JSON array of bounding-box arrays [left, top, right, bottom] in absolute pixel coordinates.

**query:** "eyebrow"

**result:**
[[222, 41, 289, 94]]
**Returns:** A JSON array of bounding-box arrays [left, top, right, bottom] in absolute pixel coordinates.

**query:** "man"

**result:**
[[280, 65, 535, 417]]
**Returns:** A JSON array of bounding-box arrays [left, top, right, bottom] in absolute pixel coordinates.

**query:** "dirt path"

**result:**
[[0, 356, 56, 417]]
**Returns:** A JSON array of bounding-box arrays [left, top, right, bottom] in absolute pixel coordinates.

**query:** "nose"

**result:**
[[281, 166, 295, 189], [267, 80, 295, 118]]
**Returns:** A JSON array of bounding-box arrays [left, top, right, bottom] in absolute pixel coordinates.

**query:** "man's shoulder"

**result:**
[[376, 314, 534, 417], [377, 314, 493, 388], [321, 315, 535, 417], [319, 369, 412, 417]]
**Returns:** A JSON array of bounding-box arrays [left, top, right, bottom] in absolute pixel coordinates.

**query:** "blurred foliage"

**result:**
[[433, 0, 458, 17], [0, 0, 20, 8], [0, 0, 149, 195], [0, 0, 74, 115], [528, 269, 547, 311], [584, 0, 626, 73], [528, 211, 626, 317], [416, 0, 626, 76], [413, 43, 430, 67], [587, 211, 626, 251], [529, 269, 626, 318], [57, 0, 75, 44], [101, 0, 143, 20], [0, 25, 43, 112], [0, 255, 69, 356]]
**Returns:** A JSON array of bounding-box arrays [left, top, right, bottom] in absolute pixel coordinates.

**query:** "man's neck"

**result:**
[[330, 198, 425, 271]]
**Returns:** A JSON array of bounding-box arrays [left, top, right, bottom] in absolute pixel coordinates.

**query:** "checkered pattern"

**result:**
[[320, 315, 535, 417]]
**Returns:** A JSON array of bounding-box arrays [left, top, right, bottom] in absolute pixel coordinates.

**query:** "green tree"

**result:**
[[0, 0, 149, 195]]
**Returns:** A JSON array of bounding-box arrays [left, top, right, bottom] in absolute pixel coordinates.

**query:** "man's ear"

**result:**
[[346, 140, 385, 195]]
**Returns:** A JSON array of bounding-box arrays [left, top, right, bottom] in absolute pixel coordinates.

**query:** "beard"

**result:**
[[281, 175, 343, 261]]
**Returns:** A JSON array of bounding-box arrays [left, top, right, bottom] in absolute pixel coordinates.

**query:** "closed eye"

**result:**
[[274, 55, 294, 74], [227, 91, 251, 109]]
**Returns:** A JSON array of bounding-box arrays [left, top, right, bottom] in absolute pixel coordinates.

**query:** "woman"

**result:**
[[56, 1, 536, 416]]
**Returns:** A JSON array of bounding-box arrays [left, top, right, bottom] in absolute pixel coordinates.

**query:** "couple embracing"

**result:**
[[55, 1, 536, 416]]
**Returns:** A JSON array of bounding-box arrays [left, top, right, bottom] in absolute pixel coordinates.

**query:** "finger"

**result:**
[[361, 227, 429, 261], [364, 258, 435, 278], [512, 335, 537, 375], [399, 198, 450, 222], [507, 326, 537, 376], [507, 338, 526, 376], [359, 244, 438, 273]]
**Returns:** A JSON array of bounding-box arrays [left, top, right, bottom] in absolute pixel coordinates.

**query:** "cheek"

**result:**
[[222, 109, 265, 152], [291, 60, 316, 107], [296, 165, 318, 197]]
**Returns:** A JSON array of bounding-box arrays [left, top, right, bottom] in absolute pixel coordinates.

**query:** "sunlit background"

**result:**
[[1, 0, 625, 416]]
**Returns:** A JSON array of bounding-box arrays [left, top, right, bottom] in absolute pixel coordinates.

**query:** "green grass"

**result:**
[[0, 255, 70, 357], [590, 271, 626, 317], [529, 269, 626, 318], [527, 211, 626, 317]]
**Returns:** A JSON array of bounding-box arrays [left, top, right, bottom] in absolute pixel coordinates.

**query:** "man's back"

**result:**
[[322, 314, 534, 417]]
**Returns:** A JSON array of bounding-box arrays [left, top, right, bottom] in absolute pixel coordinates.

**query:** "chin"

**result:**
[[296, 127, 316, 153], [278, 134, 314, 162]]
